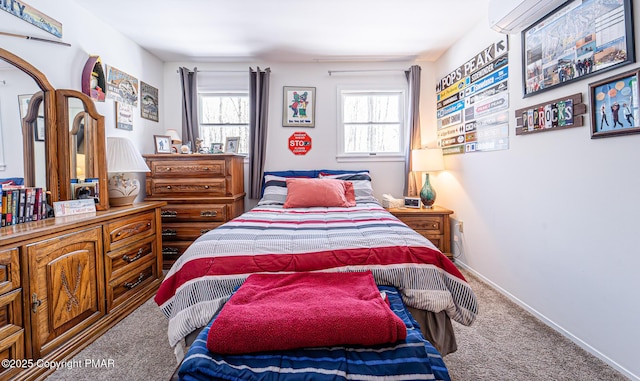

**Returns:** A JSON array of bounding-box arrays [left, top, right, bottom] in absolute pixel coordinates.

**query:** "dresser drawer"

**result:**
[[0, 248, 20, 295], [151, 178, 227, 196], [107, 258, 157, 312], [161, 222, 222, 241], [104, 211, 155, 251], [0, 289, 23, 338], [399, 216, 444, 233], [151, 159, 226, 177], [0, 327, 24, 380], [161, 241, 192, 269], [161, 204, 227, 222], [106, 236, 157, 281]]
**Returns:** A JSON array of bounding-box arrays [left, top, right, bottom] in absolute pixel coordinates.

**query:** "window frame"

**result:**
[[197, 91, 250, 156], [336, 86, 407, 162]]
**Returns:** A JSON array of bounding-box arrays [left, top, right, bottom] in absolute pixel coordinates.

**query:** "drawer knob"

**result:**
[[166, 185, 172, 189], [31, 293, 42, 313], [204, 185, 210, 189], [204, 167, 210, 170], [163, 247, 179, 255], [166, 167, 172, 171], [124, 273, 145, 289], [123, 248, 143, 263], [201, 211, 217, 217]]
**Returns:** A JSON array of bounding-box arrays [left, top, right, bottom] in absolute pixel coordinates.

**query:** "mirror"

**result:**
[[0, 48, 109, 211], [0, 47, 58, 204], [57, 89, 108, 211]]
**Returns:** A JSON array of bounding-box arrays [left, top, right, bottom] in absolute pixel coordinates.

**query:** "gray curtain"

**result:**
[[404, 65, 422, 196], [248, 67, 271, 199], [179, 67, 199, 148]]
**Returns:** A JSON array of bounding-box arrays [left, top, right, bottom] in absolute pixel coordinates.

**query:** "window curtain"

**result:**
[[179, 67, 199, 148], [404, 65, 422, 196], [248, 67, 271, 199]]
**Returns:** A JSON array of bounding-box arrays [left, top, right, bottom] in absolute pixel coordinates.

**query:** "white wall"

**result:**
[[163, 61, 437, 201], [433, 15, 640, 381], [0, 0, 165, 199]]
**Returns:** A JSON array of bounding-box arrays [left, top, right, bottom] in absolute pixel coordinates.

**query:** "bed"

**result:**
[[155, 170, 478, 380]]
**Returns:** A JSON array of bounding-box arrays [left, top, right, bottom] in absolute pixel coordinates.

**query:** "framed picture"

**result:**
[[154, 135, 172, 153], [115, 102, 133, 131], [225, 136, 239, 153], [35, 116, 45, 141], [522, 0, 634, 97], [72, 182, 98, 200], [210, 142, 223, 153], [140, 81, 159, 122], [105, 65, 139, 106], [18, 94, 31, 118], [589, 69, 640, 139], [283, 86, 315, 127]]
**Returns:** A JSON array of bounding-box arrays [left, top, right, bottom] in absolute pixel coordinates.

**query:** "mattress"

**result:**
[[155, 203, 478, 349]]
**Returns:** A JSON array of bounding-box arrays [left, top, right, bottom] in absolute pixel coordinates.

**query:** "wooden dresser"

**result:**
[[0, 201, 164, 381], [387, 206, 454, 261], [143, 154, 245, 269]]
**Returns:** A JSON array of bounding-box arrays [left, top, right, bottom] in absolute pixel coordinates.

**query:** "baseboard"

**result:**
[[455, 261, 638, 381]]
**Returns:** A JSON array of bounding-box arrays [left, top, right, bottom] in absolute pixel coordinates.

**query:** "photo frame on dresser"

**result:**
[[589, 68, 640, 139], [154, 135, 171, 153]]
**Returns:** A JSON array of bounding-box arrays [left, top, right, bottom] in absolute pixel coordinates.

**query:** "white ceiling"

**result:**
[[72, 0, 491, 63]]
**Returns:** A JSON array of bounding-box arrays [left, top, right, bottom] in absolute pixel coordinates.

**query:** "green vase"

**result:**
[[420, 173, 436, 208]]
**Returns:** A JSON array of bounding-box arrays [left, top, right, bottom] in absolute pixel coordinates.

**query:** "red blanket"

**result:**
[[206, 271, 407, 354]]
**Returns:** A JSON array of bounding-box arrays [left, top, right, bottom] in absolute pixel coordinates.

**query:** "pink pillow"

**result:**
[[344, 181, 356, 206], [283, 178, 354, 208]]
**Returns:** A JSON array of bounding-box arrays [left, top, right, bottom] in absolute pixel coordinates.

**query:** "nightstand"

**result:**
[[387, 205, 454, 261]]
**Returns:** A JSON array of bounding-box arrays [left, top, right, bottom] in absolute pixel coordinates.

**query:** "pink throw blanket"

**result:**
[[206, 271, 407, 354]]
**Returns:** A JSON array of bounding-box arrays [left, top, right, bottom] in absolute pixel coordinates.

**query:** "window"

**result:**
[[338, 89, 406, 160], [198, 92, 249, 154]]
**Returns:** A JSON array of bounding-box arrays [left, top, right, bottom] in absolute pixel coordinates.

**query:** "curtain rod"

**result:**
[[176, 69, 246, 73], [328, 69, 406, 76]]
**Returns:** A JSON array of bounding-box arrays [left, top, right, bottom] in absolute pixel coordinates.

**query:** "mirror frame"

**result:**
[[0, 48, 60, 204], [0, 48, 110, 211]]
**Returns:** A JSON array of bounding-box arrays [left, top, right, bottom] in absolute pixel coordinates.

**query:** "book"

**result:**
[[5, 189, 13, 226], [0, 188, 5, 227], [11, 189, 18, 225], [17, 188, 26, 224], [33, 188, 41, 221]]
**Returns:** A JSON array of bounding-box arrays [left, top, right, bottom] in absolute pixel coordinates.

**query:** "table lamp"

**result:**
[[106, 137, 150, 206], [166, 129, 182, 153], [412, 148, 445, 208]]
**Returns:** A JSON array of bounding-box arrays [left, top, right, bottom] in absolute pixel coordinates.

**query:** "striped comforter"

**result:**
[[179, 286, 451, 381], [155, 203, 478, 348]]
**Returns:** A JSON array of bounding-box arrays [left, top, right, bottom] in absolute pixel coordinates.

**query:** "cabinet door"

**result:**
[[26, 227, 105, 358]]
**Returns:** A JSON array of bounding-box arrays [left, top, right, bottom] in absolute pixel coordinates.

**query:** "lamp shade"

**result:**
[[106, 137, 150, 173], [412, 148, 444, 172], [166, 129, 182, 144]]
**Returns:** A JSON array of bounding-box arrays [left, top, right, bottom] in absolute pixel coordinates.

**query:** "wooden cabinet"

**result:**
[[387, 206, 454, 261], [0, 248, 23, 380], [0, 201, 164, 380], [143, 154, 245, 269]]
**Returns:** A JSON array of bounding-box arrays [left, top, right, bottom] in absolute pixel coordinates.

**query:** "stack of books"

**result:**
[[0, 185, 50, 227]]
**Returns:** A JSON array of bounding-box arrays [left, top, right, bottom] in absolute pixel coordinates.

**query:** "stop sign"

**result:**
[[288, 132, 312, 155]]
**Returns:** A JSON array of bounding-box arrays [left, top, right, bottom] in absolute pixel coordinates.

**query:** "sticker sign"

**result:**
[[288, 132, 312, 155]]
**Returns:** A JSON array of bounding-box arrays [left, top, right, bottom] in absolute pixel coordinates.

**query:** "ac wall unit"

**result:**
[[488, 0, 570, 34]]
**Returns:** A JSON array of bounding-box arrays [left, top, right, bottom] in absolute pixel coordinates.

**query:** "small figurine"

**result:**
[[195, 138, 204, 153]]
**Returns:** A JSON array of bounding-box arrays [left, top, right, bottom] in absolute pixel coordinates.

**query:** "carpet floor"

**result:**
[[46, 268, 628, 381]]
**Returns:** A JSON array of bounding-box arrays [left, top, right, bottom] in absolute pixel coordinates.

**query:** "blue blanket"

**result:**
[[178, 285, 450, 381]]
